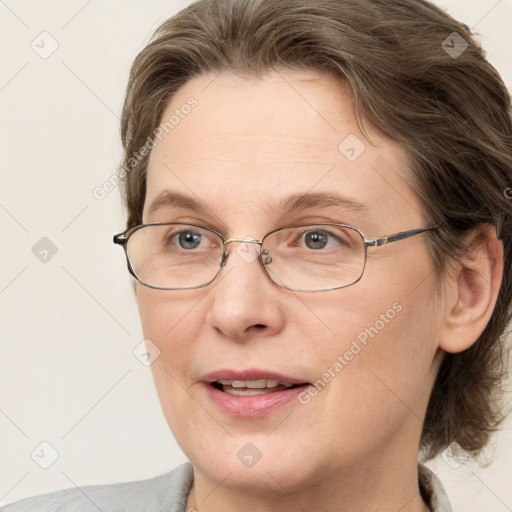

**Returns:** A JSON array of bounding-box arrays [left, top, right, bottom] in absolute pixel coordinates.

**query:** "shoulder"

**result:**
[[1, 462, 193, 512]]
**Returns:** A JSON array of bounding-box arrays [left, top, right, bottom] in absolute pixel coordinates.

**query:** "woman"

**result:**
[[4, 0, 511, 511]]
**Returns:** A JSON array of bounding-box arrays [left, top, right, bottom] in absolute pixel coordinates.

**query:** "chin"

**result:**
[[178, 430, 329, 493]]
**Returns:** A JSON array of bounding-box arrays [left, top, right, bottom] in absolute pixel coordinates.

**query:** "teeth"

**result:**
[[224, 388, 273, 396], [216, 379, 294, 389]]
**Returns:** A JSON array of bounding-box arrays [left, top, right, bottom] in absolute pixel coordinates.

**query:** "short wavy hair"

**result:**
[[118, 0, 512, 459]]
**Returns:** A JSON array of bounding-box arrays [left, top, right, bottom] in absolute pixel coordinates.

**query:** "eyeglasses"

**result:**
[[113, 222, 438, 292]]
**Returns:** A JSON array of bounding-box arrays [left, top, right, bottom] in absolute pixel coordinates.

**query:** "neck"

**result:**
[[185, 452, 432, 512]]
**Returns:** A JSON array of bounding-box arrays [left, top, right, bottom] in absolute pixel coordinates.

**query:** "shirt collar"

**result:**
[[418, 464, 452, 512]]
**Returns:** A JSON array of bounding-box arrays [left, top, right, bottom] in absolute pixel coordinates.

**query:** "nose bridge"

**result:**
[[219, 228, 283, 286], [221, 238, 264, 267], [207, 235, 284, 339], [224, 237, 262, 246]]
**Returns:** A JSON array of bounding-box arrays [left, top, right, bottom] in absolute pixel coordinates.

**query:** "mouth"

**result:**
[[202, 369, 311, 417], [211, 379, 299, 396]]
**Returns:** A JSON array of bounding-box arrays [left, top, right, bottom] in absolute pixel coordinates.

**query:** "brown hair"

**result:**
[[119, 0, 512, 459]]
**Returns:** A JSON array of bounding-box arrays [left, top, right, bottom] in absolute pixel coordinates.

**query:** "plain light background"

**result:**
[[0, 0, 511, 509]]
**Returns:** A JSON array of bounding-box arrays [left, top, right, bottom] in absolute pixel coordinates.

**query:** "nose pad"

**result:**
[[261, 249, 273, 265]]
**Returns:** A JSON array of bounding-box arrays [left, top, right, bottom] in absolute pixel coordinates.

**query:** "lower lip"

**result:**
[[203, 383, 310, 417]]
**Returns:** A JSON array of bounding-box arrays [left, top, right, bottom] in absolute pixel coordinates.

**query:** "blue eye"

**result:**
[[300, 229, 344, 250], [304, 231, 329, 249], [177, 230, 202, 249], [162, 228, 205, 250]]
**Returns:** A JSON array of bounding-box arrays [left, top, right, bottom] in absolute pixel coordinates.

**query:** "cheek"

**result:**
[[358, 299, 438, 398], [300, 257, 441, 456], [137, 287, 208, 345], [317, 287, 440, 452], [136, 287, 206, 413]]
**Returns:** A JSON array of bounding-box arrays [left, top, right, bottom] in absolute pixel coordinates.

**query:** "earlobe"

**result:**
[[439, 225, 503, 354]]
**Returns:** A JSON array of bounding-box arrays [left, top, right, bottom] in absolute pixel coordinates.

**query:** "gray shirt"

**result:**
[[2, 462, 452, 511]]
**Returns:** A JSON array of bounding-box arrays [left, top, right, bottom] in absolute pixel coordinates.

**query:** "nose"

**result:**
[[205, 239, 286, 341]]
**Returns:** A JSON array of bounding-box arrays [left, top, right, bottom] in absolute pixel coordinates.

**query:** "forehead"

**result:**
[[150, 70, 357, 167], [144, 70, 424, 232]]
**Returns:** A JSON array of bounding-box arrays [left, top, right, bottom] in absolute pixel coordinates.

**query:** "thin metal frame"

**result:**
[[113, 222, 439, 292]]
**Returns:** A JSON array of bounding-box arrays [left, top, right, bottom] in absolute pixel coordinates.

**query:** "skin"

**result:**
[[135, 70, 503, 512]]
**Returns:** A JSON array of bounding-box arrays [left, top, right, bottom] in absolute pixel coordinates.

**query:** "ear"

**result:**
[[439, 224, 503, 354]]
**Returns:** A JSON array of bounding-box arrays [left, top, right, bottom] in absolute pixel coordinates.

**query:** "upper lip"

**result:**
[[202, 368, 309, 385]]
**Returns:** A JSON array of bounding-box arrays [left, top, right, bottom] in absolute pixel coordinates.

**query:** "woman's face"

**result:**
[[138, 70, 445, 493]]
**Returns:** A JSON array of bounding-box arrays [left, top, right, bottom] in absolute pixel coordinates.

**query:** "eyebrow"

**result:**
[[146, 190, 368, 219]]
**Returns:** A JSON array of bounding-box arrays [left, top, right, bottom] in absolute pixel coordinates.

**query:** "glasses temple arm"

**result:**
[[365, 225, 438, 247]]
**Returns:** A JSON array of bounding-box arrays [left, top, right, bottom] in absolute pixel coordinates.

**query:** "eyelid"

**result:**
[[159, 217, 225, 234], [296, 225, 348, 243], [164, 225, 221, 250]]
